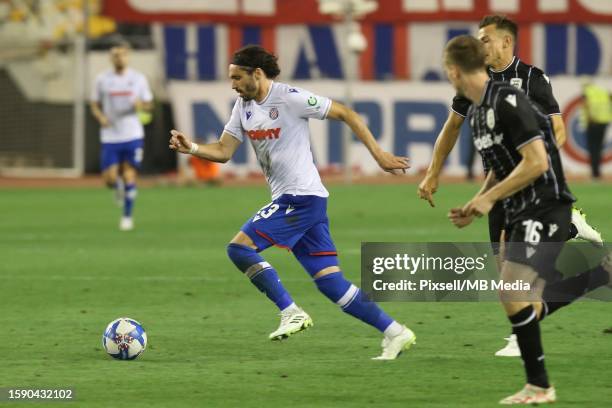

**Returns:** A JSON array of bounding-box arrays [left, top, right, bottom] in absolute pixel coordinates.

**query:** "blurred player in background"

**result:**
[[444, 35, 612, 404], [90, 42, 153, 231], [170, 45, 416, 360], [418, 14, 603, 357]]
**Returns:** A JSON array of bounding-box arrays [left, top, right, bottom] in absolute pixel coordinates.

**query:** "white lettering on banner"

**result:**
[[579, 0, 612, 14], [443, 0, 472, 10], [401, 0, 612, 15], [403, 0, 473, 12], [127, 0, 275, 14], [489, 0, 519, 13], [402, 0, 438, 12], [243, 0, 276, 14], [539, 0, 568, 13]]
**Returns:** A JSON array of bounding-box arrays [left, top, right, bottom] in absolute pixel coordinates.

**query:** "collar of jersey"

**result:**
[[256, 81, 274, 105], [488, 56, 516, 74]]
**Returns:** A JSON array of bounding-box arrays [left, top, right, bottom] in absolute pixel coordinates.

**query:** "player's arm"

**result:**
[[135, 100, 153, 112], [89, 101, 109, 127], [463, 91, 549, 217], [530, 71, 566, 146], [135, 76, 154, 112], [418, 110, 465, 206], [550, 115, 566, 147], [466, 139, 548, 217], [326, 101, 409, 173], [169, 130, 241, 163]]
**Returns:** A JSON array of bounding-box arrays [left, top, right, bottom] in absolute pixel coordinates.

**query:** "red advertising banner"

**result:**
[[104, 0, 612, 24]]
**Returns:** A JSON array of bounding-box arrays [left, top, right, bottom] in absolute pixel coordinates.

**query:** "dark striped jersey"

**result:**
[[468, 80, 574, 219], [452, 57, 561, 118]]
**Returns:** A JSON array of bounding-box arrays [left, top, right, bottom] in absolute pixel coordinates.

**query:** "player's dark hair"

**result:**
[[231, 45, 281, 79], [444, 35, 487, 73], [479, 15, 518, 41]]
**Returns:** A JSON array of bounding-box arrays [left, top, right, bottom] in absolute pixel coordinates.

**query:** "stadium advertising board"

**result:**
[[105, 0, 612, 24], [168, 78, 612, 176]]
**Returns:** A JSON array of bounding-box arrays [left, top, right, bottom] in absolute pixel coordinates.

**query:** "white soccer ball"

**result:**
[[102, 317, 147, 360]]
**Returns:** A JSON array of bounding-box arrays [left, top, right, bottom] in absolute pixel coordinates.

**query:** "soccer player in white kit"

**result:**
[[170, 45, 416, 359], [90, 43, 153, 231]]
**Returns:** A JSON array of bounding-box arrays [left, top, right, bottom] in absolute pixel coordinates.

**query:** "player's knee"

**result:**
[[312, 266, 341, 279], [226, 243, 264, 273], [122, 166, 138, 183], [295, 251, 339, 277]]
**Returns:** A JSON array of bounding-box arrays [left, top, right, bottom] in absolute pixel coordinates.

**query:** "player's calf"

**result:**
[[226, 243, 313, 340], [226, 243, 295, 311]]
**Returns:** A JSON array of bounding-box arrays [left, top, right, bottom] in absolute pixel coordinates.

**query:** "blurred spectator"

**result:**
[[581, 77, 611, 180], [0, 0, 118, 61]]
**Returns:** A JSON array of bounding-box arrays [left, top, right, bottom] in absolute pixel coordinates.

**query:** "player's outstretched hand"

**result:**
[[375, 151, 410, 174], [169, 129, 193, 154], [448, 207, 474, 228], [418, 174, 438, 207]]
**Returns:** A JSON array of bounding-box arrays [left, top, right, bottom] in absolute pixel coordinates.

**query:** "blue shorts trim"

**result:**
[[101, 139, 144, 170], [241, 195, 337, 255]]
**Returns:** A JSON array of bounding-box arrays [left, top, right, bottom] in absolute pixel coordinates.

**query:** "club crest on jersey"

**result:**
[[486, 108, 495, 129], [246, 111, 252, 120], [269, 107, 279, 120], [510, 78, 523, 89]]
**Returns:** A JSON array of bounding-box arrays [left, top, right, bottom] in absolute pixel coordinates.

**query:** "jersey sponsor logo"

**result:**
[[288, 88, 299, 93], [474, 132, 503, 151], [510, 78, 523, 89], [109, 91, 133, 96], [269, 107, 279, 120], [247, 127, 281, 141], [285, 205, 295, 214], [307, 96, 317, 106], [548, 223, 558, 237], [486, 108, 495, 129]]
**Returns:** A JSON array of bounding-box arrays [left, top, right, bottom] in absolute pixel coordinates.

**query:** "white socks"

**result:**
[[281, 302, 299, 313], [383, 321, 404, 338]]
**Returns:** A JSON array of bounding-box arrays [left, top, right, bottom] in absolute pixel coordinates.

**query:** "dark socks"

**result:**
[[541, 266, 610, 320], [509, 305, 549, 388]]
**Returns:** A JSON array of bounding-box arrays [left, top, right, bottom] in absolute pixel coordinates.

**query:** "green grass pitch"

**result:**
[[1, 182, 610, 407]]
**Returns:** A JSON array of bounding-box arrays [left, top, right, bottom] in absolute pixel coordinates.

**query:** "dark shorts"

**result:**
[[504, 202, 572, 281], [101, 139, 144, 170], [488, 201, 506, 254], [241, 194, 337, 255]]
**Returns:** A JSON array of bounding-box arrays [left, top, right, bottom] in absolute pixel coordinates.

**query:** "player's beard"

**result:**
[[239, 82, 257, 101]]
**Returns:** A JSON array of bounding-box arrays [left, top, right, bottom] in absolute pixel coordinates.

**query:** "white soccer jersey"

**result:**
[[224, 82, 332, 200], [91, 68, 153, 144]]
